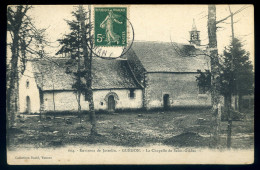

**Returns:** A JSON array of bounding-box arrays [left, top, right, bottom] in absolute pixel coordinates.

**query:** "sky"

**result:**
[[8, 5, 254, 63]]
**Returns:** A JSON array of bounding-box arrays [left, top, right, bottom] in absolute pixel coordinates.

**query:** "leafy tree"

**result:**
[[57, 5, 97, 134], [56, 10, 85, 59], [196, 70, 211, 94], [196, 38, 254, 111], [56, 6, 88, 122], [219, 38, 254, 110]]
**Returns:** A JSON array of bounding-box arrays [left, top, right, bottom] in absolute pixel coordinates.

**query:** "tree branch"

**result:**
[[216, 5, 250, 24]]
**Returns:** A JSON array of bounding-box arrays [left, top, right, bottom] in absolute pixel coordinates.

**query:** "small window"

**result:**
[[26, 80, 29, 89], [129, 89, 135, 99]]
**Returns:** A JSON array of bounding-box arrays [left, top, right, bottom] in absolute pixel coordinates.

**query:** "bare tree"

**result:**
[[226, 5, 234, 149], [225, 5, 253, 148], [7, 5, 32, 128], [197, 5, 251, 148], [7, 5, 48, 128], [207, 5, 222, 147]]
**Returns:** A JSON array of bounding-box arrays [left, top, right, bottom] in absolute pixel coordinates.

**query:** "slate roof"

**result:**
[[30, 57, 141, 91], [125, 41, 210, 72]]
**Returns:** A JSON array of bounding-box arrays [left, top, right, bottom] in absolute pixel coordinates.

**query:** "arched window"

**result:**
[[26, 80, 29, 89], [26, 96, 31, 113]]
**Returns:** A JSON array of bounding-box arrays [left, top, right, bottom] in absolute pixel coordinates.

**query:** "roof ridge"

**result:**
[[133, 41, 195, 47]]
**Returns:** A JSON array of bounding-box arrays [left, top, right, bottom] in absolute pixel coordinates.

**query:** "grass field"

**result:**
[[8, 108, 254, 150]]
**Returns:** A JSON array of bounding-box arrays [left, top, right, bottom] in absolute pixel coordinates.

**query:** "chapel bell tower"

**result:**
[[189, 19, 201, 46]]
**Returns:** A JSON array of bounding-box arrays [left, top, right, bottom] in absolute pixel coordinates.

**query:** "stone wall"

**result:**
[[93, 89, 143, 110], [19, 62, 41, 113], [42, 89, 143, 112], [144, 72, 211, 109], [43, 91, 88, 111]]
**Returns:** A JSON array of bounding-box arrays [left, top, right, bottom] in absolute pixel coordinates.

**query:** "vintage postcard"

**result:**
[[6, 4, 254, 164]]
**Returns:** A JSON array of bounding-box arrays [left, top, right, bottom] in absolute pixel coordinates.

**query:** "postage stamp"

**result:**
[[94, 7, 127, 47]]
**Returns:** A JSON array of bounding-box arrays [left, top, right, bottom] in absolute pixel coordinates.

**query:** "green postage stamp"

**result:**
[[94, 7, 127, 47]]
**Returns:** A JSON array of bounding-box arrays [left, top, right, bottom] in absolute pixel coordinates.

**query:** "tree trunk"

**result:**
[[7, 32, 19, 128], [238, 93, 242, 112], [234, 95, 238, 111], [208, 5, 221, 147], [227, 6, 235, 149], [7, 6, 30, 128], [77, 45, 82, 123], [77, 91, 82, 123], [79, 5, 98, 135], [226, 94, 232, 148], [88, 91, 97, 135]]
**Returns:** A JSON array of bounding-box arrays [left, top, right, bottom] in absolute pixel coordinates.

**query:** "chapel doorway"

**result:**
[[26, 96, 31, 114], [108, 95, 115, 112], [163, 94, 170, 110]]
